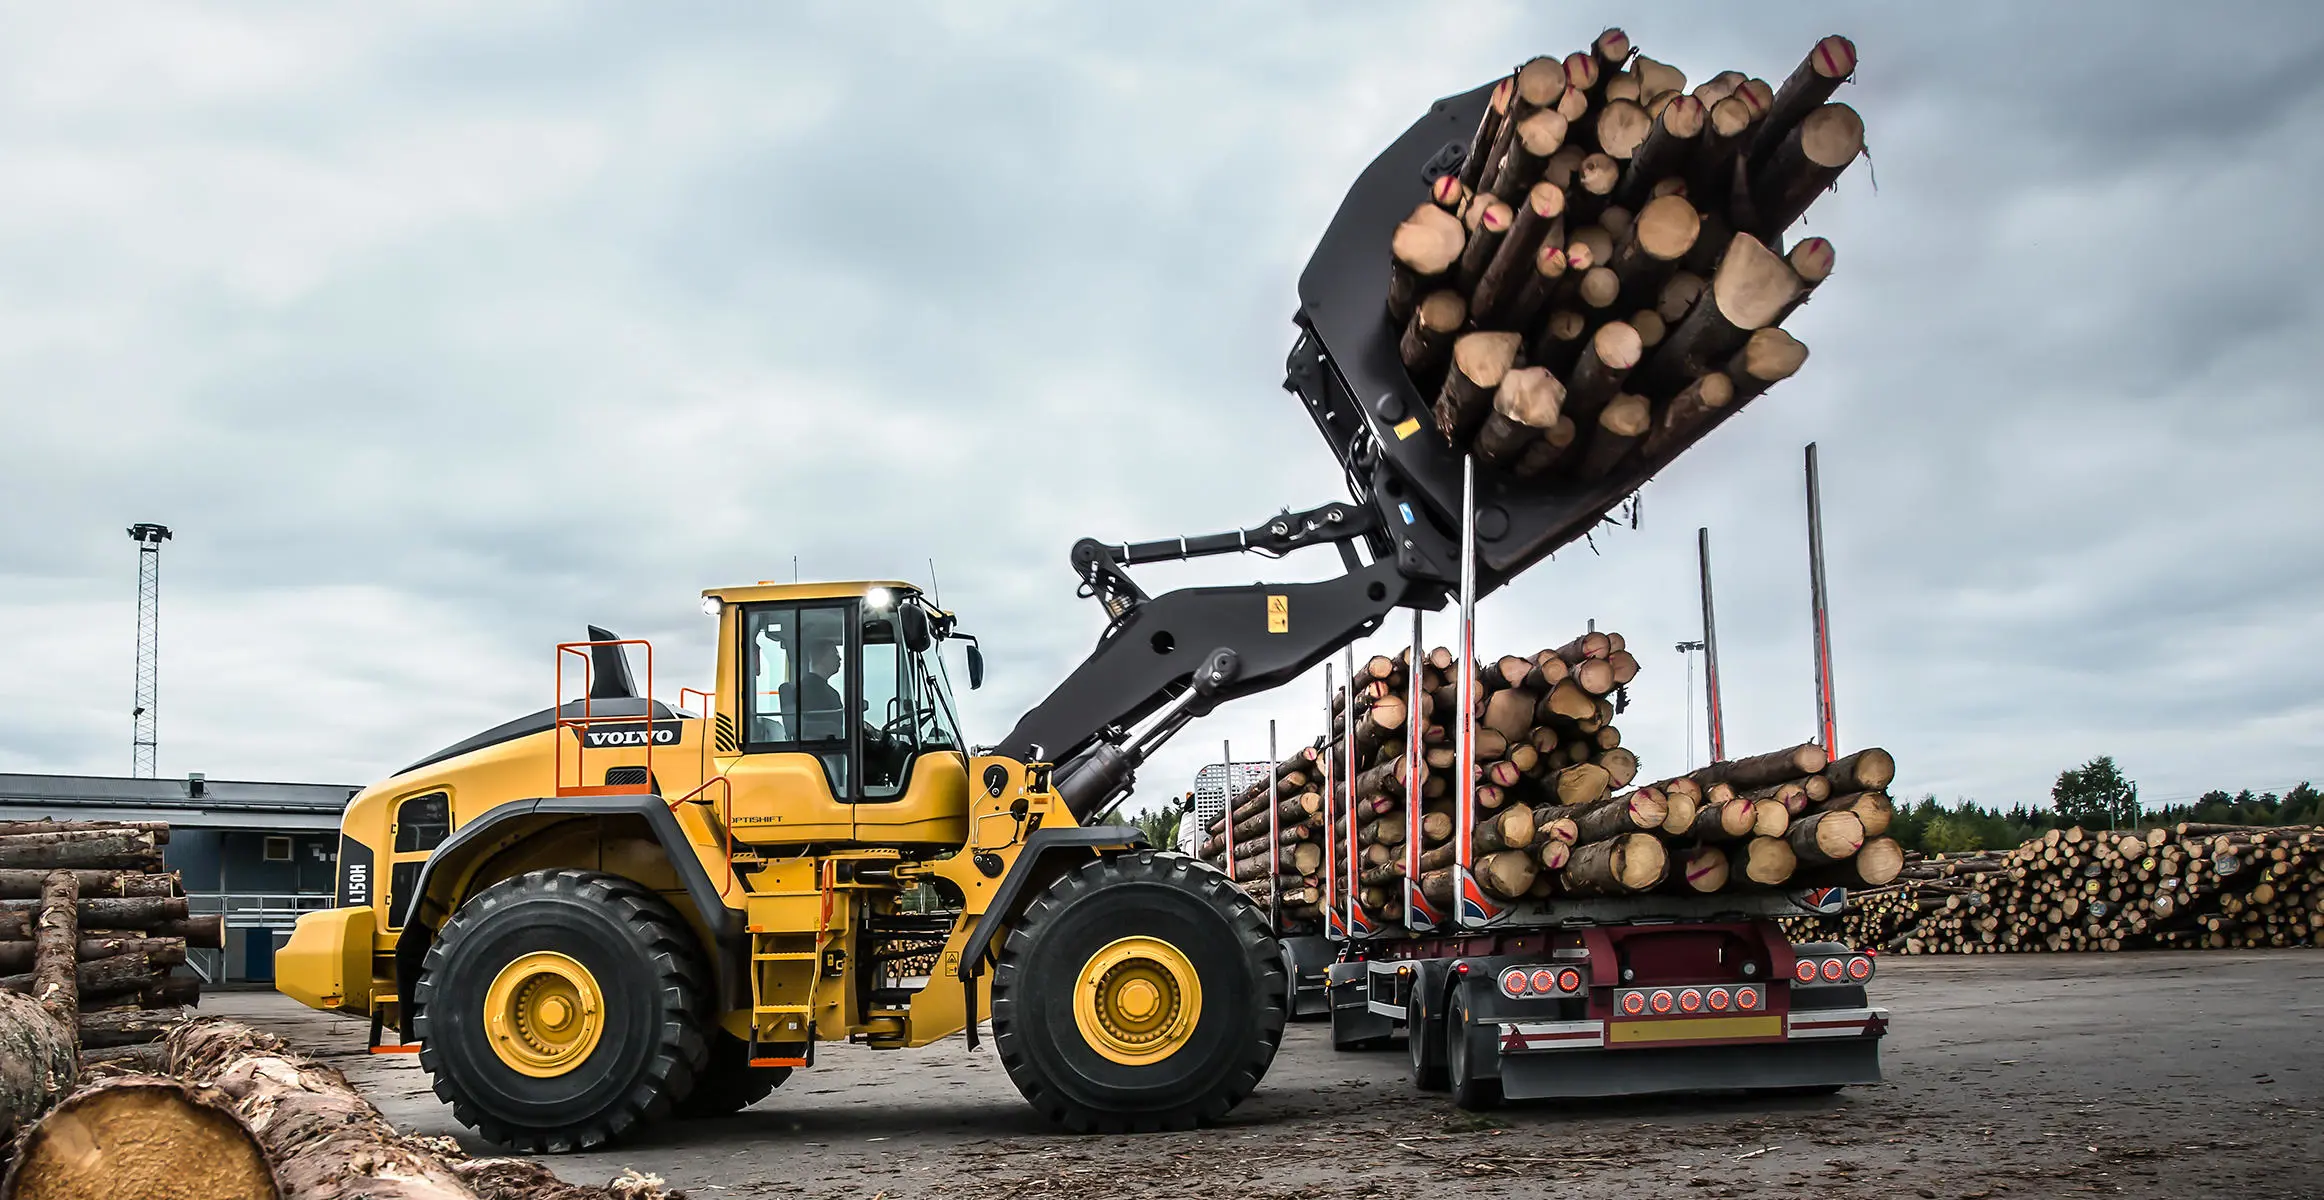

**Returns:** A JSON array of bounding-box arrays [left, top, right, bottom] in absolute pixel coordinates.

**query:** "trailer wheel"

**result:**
[[992, 851, 1286, 1133], [1408, 986, 1447, 1092], [1445, 985, 1501, 1111], [413, 869, 710, 1152]]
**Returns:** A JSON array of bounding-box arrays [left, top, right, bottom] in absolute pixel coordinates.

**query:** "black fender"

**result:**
[[392, 795, 743, 1034], [953, 825, 1147, 983]]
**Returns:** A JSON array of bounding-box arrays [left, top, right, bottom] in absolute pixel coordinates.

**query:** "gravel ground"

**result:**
[[214, 950, 2324, 1199]]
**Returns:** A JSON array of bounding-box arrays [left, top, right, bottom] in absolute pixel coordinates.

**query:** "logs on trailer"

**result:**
[[1202, 625, 1904, 936], [1390, 29, 1863, 488], [1784, 823, 2324, 955]]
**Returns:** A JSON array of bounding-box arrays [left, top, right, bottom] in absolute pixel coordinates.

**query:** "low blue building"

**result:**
[[0, 773, 357, 984]]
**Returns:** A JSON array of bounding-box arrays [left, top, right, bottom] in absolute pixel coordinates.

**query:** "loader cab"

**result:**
[[707, 581, 974, 847]]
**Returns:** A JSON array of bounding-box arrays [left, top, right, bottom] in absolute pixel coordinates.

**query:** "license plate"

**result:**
[[1607, 1015, 1783, 1044]]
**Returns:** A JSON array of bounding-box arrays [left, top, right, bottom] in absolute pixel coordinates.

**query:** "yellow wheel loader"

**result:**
[[274, 76, 1771, 1149]]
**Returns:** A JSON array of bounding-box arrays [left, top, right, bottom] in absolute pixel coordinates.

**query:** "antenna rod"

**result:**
[[1698, 526, 1726, 764], [1805, 443, 1838, 755]]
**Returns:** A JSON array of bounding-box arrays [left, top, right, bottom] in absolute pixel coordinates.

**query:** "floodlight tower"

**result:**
[[127, 523, 172, 778]]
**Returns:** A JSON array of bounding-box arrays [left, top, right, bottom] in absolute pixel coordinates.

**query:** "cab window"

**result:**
[[744, 603, 852, 796]]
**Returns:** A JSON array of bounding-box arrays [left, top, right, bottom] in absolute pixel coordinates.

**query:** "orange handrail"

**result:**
[[553, 638, 658, 798], [669, 773, 741, 902]]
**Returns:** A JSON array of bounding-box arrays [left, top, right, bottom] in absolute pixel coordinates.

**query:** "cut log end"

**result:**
[[5, 1076, 277, 1200]]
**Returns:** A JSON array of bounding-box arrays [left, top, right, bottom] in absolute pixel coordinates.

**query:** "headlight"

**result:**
[[700, 596, 721, 617], [866, 587, 894, 609]]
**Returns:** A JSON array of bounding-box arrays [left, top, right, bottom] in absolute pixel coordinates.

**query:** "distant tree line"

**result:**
[[1889, 754, 2322, 854]]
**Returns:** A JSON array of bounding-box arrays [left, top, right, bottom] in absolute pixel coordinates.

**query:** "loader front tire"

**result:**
[[991, 851, 1286, 1133], [412, 869, 709, 1152], [673, 1033, 791, 1117]]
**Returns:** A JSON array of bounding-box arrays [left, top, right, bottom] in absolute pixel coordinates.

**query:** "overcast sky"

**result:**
[[4, 2, 2320, 818]]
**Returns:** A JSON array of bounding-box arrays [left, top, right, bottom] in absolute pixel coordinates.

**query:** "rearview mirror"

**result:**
[[966, 643, 985, 690], [899, 605, 933, 653]]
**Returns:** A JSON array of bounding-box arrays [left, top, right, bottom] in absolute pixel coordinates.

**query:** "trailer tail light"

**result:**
[[1499, 967, 1532, 997], [1820, 957, 1844, 982], [1735, 985, 1761, 1010], [1707, 987, 1732, 1012], [1621, 990, 1646, 1016], [1557, 968, 1582, 993], [1847, 955, 1873, 981], [1794, 959, 1818, 983], [1528, 968, 1557, 994], [1649, 989, 1674, 1014], [1678, 988, 1703, 1013]]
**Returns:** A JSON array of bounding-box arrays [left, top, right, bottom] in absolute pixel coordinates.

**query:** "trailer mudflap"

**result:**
[[1491, 1006, 1888, 1100]]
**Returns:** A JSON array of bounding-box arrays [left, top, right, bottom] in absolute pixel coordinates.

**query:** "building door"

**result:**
[[246, 928, 288, 982]]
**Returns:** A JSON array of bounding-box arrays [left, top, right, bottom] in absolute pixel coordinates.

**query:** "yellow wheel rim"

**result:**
[[1072, 936, 1202, 1066], [482, 951, 605, 1078]]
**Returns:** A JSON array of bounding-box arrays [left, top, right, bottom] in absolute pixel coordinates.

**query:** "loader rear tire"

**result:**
[[673, 1033, 791, 1117], [412, 869, 710, 1152], [991, 851, 1285, 1133]]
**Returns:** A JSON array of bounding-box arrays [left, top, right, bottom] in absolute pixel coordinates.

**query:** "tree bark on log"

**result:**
[[1824, 747, 1896, 793], [1398, 290, 1467, 376], [1478, 57, 1568, 196], [0, 898, 189, 941], [1791, 837, 1904, 889], [1538, 788, 1665, 844], [1561, 833, 1668, 896], [1388, 203, 1466, 323], [1747, 103, 1864, 238], [1459, 76, 1518, 192], [1454, 195, 1515, 296], [1563, 320, 1644, 424], [1785, 810, 1865, 868], [1696, 742, 1830, 791], [1637, 370, 1736, 459], [1488, 110, 1571, 205], [1632, 232, 1801, 400], [1606, 194, 1701, 312], [0, 871, 178, 901], [1503, 240, 1571, 334], [77, 1006, 191, 1050], [1747, 35, 1859, 169], [1433, 332, 1523, 447], [32, 874, 76, 1038], [2, 1074, 276, 1200], [1614, 95, 1706, 208], [1685, 96, 1756, 211], [1474, 183, 1566, 320], [1472, 805, 1538, 856], [1473, 367, 1566, 466], [1576, 392, 1651, 480], [0, 822, 170, 842], [1510, 414, 1579, 478], [0, 833, 164, 872], [168, 1017, 483, 1200], [2, 949, 184, 1001], [0, 992, 76, 1145], [1819, 790, 1892, 838], [1726, 327, 1808, 402]]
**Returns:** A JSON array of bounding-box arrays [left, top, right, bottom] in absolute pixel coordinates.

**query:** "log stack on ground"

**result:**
[[0, 821, 213, 1069], [1780, 822, 2324, 954], [1393, 30, 1863, 485]]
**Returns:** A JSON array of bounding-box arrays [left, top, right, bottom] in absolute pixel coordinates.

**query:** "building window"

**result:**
[[263, 836, 293, 862]]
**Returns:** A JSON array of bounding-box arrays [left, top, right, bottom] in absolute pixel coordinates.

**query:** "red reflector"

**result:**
[[1621, 991, 1646, 1015], [1530, 969, 1558, 994], [1557, 968, 1582, 993], [1678, 988, 1703, 1013], [1847, 956, 1872, 981], [1794, 959, 1818, 983], [1456, 961, 1471, 975], [1707, 987, 1732, 1011], [1736, 987, 1760, 1010], [1649, 989, 1673, 1014], [1500, 967, 1531, 997], [1821, 958, 1844, 982]]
